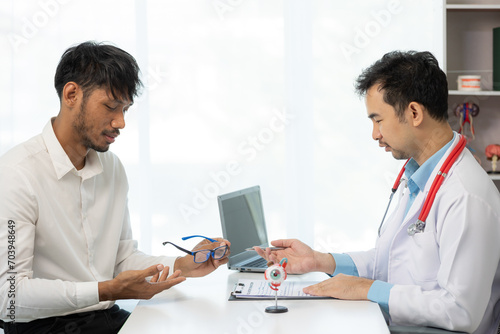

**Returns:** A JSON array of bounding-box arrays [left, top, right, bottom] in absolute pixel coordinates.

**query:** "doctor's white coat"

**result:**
[[349, 135, 500, 334]]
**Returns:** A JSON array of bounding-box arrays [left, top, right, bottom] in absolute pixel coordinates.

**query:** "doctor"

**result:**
[[256, 51, 500, 333]]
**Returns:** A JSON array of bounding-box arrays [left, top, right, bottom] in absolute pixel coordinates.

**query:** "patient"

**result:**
[[0, 41, 230, 334]]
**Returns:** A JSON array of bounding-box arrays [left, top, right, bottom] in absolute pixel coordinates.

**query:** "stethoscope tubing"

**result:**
[[418, 136, 466, 223], [378, 135, 466, 237]]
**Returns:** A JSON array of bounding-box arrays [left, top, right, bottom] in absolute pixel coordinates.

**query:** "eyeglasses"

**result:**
[[162, 235, 228, 263]]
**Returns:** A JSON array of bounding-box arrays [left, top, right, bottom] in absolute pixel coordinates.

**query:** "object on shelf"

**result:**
[[486, 144, 500, 174], [494, 27, 500, 91], [454, 102, 479, 139], [457, 75, 481, 91]]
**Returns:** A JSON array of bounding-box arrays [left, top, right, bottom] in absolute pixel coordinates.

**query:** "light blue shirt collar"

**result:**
[[403, 132, 456, 214]]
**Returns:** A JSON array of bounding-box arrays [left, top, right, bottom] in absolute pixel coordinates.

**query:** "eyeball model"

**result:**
[[264, 258, 288, 291], [264, 257, 289, 313]]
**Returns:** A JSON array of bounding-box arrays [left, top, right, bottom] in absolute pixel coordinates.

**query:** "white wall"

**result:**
[[0, 0, 443, 256]]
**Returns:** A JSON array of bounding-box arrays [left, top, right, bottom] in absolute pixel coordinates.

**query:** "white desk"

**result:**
[[119, 266, 390, 334]]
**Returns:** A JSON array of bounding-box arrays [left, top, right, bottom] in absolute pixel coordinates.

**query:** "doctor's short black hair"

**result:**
[[54, 41, 143, 103], [355, 50, 448, 122]]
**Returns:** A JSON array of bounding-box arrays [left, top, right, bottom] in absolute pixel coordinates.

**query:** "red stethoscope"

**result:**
[[378, 135, 467, 237]]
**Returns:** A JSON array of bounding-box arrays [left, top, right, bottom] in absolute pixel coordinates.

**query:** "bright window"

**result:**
[[0, 0, 442, 256]]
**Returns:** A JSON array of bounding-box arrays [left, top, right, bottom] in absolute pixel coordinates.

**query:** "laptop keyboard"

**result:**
[[244, 257, 268, 268]]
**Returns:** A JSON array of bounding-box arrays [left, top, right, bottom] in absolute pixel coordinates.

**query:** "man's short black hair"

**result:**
[[355, 50, 448, 122], [54, 41, 143, 103]]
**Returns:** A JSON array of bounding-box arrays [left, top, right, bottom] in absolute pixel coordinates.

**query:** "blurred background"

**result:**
[[0, 0, 443, 256]]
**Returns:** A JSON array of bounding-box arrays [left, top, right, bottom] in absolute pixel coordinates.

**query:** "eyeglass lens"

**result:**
[[193, 246, 227, 263], [213, 246, 227, 259]]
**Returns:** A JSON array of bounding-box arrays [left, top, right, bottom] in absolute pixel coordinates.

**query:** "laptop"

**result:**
[[218, 185, 271, 272]]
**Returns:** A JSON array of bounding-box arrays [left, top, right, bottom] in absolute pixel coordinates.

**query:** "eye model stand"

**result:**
[[264, 258, 288, 313]]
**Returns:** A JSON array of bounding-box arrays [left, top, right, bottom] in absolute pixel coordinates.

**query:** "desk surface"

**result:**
[[118, 266, 389, 334]]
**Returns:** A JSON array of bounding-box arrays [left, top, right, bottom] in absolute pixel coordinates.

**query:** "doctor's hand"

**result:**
[[303, 274, 374, 300], [254, 239, 336, 275], [98, 264, 186, 301], [174, 237, 231, 277]]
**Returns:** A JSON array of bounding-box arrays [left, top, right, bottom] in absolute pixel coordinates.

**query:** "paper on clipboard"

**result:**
[[230, 279, 331, 300]]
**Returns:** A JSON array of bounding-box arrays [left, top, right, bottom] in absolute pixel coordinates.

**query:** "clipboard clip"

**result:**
[[233, 282, 245, 294]]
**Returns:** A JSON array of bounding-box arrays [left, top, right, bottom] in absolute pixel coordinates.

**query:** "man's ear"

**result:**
[[62, 82, 80, 109], [407, 101, 424, 127]]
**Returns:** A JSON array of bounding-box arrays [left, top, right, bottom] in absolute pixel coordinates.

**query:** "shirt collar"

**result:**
[[404, 132, 457, 194], [42, 118, 103, 180]]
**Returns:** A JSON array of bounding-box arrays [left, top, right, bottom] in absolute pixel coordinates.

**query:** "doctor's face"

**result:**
[[365, 85, 412, 160]]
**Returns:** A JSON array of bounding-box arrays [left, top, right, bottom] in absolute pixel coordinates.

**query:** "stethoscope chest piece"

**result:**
[[407, 220, 426, 236]]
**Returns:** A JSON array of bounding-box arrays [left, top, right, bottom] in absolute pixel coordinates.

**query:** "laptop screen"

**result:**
[[218, 186, 269, 263]]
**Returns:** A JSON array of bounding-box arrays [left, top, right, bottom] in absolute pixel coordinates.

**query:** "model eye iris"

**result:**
[[271, 269, 281, 280]]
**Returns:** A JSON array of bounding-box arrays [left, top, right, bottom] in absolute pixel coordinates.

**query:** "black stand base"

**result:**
[[265, 305, 288, 313]]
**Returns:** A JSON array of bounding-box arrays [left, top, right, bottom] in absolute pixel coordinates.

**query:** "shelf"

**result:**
[[445, 1, 500, 190], [447, 4, 500, 10], [445, 8, 500, 91], [449, 90, 500, 96]]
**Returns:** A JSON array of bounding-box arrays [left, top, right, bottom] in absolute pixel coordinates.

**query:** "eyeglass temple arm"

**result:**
[[182, 235, 218, 243], [161, 241, 193, 255]]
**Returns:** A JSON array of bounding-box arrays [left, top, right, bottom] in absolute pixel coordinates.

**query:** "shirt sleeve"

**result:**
[[367, 280, 393, 314], [331, 253, 359, 276], [0, 166, 101, 322], [332, 253, 393, 314], [113, 204, 177, 276]]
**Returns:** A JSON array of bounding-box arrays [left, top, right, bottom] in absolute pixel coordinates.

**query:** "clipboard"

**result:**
[[229, 279, 332, 301]]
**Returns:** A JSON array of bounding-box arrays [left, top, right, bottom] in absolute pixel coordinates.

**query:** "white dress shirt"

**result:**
[[0, 119, 176, 322]]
